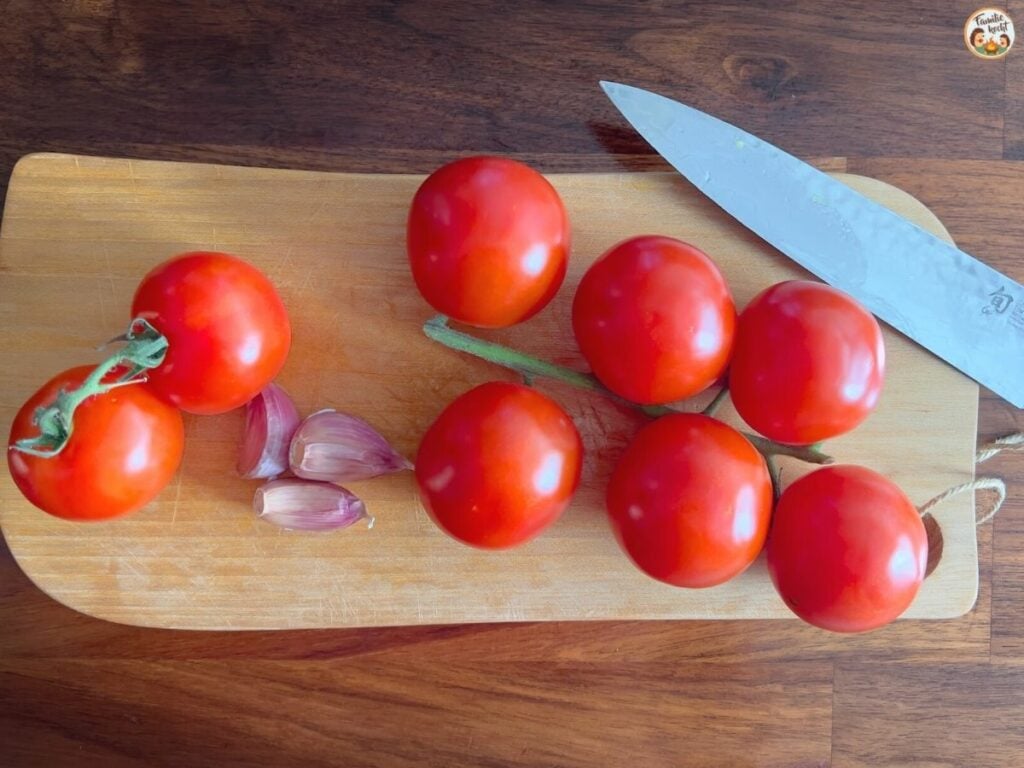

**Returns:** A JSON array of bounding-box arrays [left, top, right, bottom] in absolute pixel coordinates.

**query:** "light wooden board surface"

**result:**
[[0, 153, 978, 630]]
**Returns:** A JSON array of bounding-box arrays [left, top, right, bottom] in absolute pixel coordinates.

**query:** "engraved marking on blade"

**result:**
[[984, 286, 1013, 315], [1011, 300, 1024, 331]]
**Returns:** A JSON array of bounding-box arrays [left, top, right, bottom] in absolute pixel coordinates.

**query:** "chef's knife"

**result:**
[[601, 81, 1024, 408]]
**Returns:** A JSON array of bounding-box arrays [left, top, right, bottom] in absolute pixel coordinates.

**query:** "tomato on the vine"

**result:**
[[7, 366, 185, 521], [606, 413, 772, 588], [131, 251, 291, 415], [767, 465, 927, 633], [572, 235, 735, 405], [415, 381, 582, 549], [729, 280, 885, 445], [407, 156, 570, 328]]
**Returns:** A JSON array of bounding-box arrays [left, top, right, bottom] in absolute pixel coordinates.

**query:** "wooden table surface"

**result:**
[[1, 2, 1022, 766]]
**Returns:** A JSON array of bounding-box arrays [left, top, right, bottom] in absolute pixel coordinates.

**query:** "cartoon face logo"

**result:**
[[965, 8, 1015, 59]]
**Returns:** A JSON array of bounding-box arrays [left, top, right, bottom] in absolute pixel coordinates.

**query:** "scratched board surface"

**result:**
[[0, 154, 977, 629]]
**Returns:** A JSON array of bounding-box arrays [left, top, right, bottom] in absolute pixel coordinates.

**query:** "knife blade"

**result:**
[[601, 80, 1024, 408]]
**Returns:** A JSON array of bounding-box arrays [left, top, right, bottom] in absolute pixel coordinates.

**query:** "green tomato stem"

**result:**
[[745, 433, 831, 465], [423, 314, 610, 395], [11, 318, 169, 458], [422, 315, 832, 466], [765, 454, 783, 503], [701, 386, 730, 417]]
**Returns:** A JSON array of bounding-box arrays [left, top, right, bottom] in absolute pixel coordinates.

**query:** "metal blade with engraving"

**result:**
[[601, 81, 1024, 408]]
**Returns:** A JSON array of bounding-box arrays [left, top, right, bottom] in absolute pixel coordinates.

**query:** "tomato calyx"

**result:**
[[11, 318, 169, 458], [422, 314, 834, 467]]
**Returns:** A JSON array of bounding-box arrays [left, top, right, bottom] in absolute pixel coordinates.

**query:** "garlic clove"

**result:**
[[289, 409, 412, 483], [254, 478, 372, 532], [237, 383, 301, 479]]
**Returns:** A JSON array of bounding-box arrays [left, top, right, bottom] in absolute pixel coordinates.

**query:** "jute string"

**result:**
[[917, 433, 1024, 524]]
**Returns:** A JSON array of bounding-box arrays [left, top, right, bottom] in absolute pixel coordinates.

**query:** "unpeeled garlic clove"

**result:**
[[237, 383, 301, 479], [289, 409, 412, 483], [254, 478, 372, 532]]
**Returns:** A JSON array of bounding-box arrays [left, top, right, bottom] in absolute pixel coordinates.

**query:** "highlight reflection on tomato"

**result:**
[[415, 381, 583, 549], [729, 280, 885, 444], [767, 465, 927, 633], [572, 236, 736, 405], [606, 413, 772, 588], [407, 156, 570, 328]]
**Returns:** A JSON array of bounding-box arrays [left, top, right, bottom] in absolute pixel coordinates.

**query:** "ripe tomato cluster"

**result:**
[[409, 156, 926, 633], [8, 252, 290, 522]]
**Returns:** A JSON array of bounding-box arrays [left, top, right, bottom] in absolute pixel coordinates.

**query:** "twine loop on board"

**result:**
[[976, 432, 1024, 464], [917, 433, 1023, 525]]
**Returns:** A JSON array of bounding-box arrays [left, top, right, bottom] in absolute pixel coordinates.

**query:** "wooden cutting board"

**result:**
[[0, 153, 978, 630]]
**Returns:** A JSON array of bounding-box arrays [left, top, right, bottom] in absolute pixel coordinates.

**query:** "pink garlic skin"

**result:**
[[237, 383, 301, 479], [289, 409, 412, 483], [254, 478, 370, 532]]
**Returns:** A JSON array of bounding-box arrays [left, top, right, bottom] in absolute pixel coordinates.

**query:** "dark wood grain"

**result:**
[[0, 659, 833, 768], [1002, 0, 1024, 159], [833, 663, 1024, 767], [1, 1, 1023, 766], [0, 0, 1011, 199]]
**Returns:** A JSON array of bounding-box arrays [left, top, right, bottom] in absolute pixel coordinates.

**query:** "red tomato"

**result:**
[[407, 156, 570, 328], [729, 280, 885, 444], [572, 236, 736, 405], [132, 252, 291, 415], [606, 413, 772, 588], [7, 366, 185, 521], [415, 381, 582, 549], [767, 465, 927, 633]]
